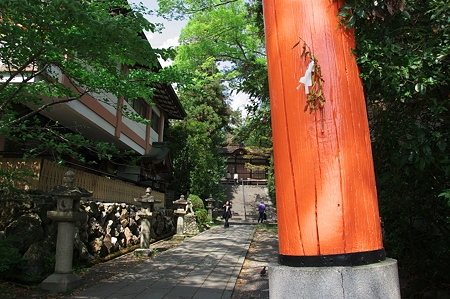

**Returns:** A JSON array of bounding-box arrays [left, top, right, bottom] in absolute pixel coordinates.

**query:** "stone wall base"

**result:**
[[269, 258, 400, 299]]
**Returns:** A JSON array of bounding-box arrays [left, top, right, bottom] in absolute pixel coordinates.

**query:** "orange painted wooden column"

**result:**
[[263, 0, 385, 266]]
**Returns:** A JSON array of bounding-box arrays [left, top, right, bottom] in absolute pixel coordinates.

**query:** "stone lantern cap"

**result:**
[[135, 188, 161, 219], [173, 194, 188, 215], [47, 170, 90, 220], [49, 170, 93, 198], [135, 188, 162, 204], [173, 194, 188, 205], [205, 194, 215, 202]]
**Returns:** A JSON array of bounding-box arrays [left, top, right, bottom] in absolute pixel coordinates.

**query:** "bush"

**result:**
[[195, 209, 212, 230], [188, 194, 204, 211], [0, 237, 24, 278]]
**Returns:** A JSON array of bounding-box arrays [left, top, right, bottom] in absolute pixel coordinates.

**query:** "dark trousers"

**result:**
[[258, 212, 264, 223], [224, 215, 230, 227]]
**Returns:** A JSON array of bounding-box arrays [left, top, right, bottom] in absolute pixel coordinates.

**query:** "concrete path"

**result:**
[[70, 225, 255, 299]]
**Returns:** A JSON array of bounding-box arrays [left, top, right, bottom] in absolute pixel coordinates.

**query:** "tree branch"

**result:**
[[0, 65, 50, 111], [3, 92, 88, 129], [0, 48, 45, 93], [234, 39, 248, 60], [188, 0, 239, 14]]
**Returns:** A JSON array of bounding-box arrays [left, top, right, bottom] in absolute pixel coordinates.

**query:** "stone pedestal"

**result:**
[[134, 248, 154, 258], [41, 171, 91, 293], [269, 258, 401, 299], [40, 273, 84, 293], [183, 214, 199, 235]]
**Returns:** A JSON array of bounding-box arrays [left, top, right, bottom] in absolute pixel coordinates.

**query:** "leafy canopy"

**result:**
[[158, 0, 273, 200], [338, 0, 450, 292], [158, 0, 268, 106], [167, 58, 234, 199], [0, 0, 179, 163]]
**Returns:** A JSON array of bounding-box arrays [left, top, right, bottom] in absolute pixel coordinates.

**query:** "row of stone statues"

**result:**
[[41, 171, 216, 293]]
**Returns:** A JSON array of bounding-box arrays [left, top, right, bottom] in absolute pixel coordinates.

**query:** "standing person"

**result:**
[[223, 201, 232, 228], [258, 202, 266, 223], [233, 173, 239, 184]]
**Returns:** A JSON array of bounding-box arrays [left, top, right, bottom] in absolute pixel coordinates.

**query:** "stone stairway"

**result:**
[[222, 182, 276, 223]]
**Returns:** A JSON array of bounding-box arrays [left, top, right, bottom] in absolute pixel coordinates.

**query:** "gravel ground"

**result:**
[[2, 225, 278, 299], [232, 225, 278, 299]]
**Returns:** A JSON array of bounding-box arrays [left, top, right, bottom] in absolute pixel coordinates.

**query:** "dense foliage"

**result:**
[[195, 209, 212, 230], [158, 0, 274, 200], [340, 0, 450, 294], [0, 237, 23, 277], [188, 194, 205, 211], [159, 0, 270, 133], [166, 58, 235, 199]]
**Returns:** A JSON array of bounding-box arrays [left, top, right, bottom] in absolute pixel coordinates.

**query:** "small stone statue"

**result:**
[[185, 198, 194, 215]]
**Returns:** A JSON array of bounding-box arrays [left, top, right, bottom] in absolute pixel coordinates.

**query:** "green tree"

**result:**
[[157, 0, 274, 201], [167, 58, 234, 199], [157, 0, 269, 109], [0, 0, 178, 165]]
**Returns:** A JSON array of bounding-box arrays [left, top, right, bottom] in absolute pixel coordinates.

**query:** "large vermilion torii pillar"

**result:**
[[263, 0, 400, 297]]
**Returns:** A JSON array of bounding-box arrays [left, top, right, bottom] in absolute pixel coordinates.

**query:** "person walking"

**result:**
[[258, 202, 266, 223], [223, 201, 232, 227]]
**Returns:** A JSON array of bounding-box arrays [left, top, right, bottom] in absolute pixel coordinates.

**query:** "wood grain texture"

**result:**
[[263, 0, 383, 256]]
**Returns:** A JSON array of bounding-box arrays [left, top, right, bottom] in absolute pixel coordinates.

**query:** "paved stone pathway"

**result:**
[[70, 225, 255, 299]]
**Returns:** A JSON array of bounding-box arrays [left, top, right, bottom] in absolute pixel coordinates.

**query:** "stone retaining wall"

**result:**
[[0, 195, 176, 280]]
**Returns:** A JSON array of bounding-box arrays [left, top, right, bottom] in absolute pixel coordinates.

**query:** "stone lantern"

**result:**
[[134, 187, 161, 257], [205, 194, 215, 221], [173, 195, 187, 236], [41, 170, 92, 293]]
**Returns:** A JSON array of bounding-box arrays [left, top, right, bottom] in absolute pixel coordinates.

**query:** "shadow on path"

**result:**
[[69, 225, 255, 299]]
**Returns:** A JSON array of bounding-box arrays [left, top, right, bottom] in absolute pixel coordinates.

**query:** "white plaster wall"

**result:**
[[67, 100, 116, 135], [121, 101, 147, 141], [119, 133, 145, 155], [90, 92, 119, 116], [150, 106, 161, 144]]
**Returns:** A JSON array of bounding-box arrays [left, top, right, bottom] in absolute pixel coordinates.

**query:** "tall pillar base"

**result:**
[[269, 258, 400, 299], [41, 273, 81, 293]]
